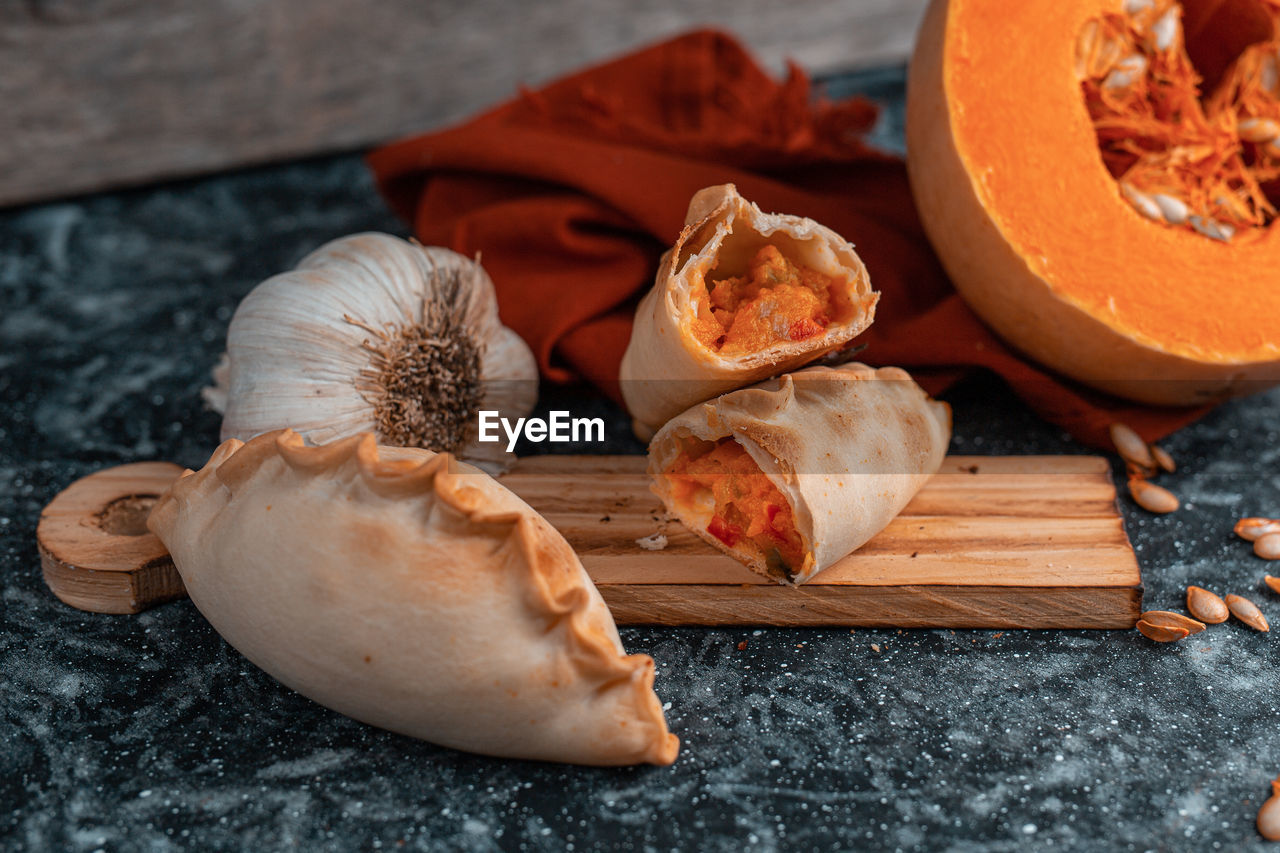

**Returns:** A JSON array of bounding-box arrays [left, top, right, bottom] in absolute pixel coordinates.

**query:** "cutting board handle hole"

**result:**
[[96, 495, 159, 537]]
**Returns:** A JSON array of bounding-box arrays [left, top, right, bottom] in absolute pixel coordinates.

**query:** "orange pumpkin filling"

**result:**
[[665, 437, 805, 575], [690, 244, 842, 354], [1079, 0, 1280, 239]]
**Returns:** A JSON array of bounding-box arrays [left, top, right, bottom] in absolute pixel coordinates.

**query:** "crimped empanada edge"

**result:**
[[148, 428, 679, 767], [663, 183, 880, 367]]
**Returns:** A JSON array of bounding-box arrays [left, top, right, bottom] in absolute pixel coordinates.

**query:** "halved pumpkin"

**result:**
[[907, 0, 1280, 405]]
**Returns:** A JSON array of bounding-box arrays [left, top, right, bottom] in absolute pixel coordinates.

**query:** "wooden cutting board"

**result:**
[[36, 454, 1141, 628]]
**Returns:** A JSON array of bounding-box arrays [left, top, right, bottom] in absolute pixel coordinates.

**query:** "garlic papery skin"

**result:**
[[210, 233, 538, 473]]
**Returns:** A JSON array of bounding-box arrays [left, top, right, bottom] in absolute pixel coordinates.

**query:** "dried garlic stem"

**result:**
[[348, 281, 485, 456]]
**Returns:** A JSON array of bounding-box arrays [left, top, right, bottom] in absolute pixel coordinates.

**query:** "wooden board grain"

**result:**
[[37, 462, 186, 615], [503, 455, 1143, 628], [36, 454, 1142, 628], [1, 0, 927, 207]]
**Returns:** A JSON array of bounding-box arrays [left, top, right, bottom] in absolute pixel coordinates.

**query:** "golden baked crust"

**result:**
[[649, 364, 950, 585], [149, 429, 678, 766], [620, 184, 879, 438]]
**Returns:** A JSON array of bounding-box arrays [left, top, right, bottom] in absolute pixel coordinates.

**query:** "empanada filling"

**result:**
[[689, 243, 850, 355], [665, 436, 805, 579]]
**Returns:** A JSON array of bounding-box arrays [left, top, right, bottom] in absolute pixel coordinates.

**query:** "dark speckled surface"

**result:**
[[3, 70, 1280, 852]]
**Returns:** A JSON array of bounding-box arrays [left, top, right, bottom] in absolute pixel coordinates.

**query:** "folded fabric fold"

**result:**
[[368, 29, 1209, 447]]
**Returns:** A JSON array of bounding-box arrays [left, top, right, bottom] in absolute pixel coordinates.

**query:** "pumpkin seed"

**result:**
[[1235, 517, 1280, 541], [1105, 69, 1136, 89], [1075, 21, 1123, 79], [1116, 54, 1147, 75], [1101, 56, 1149, 94], [1189, 215, 1233, 242], [1151, 194, 1188, 225], [1139, 610, 1206, 634], [1152, 8, 1178, 51], [1121, 183, 1164, 219], [1266, 575, 1280, 595], [1186, 586, 1230, 624], [1150, 444, 1176, 473], [1238, 117, 1280, 143], [1260, 777, 1280, 841], [1254, 533, 1280, 560], [1136, 619, 1189, 642], [1129, 477, 1179, 513], [1225, 594, 1270, 631], [1110, 422, 1155, 469]]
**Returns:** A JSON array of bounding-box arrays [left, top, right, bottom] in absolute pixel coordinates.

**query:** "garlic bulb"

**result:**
[[207, 233, 538, 473]]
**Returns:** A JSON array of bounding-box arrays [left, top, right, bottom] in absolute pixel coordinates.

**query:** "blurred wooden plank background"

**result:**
[[0, 0, 927, 207]]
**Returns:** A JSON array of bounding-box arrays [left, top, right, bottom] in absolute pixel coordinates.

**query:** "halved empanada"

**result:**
[[649, 364, 950, 584], [620, 184, 879, 438], [147, 429, 678, 766]]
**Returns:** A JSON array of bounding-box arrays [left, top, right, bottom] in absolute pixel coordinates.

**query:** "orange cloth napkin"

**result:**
[[368, 29, 1208, 448]]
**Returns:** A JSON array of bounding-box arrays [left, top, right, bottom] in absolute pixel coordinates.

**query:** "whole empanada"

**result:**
[[620, 184, 879, 438], [148, 429, 679, 766], [648, 364, 950, 585]]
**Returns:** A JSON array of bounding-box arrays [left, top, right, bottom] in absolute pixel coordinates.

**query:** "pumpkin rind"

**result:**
[[906, 0, 1280, 405]]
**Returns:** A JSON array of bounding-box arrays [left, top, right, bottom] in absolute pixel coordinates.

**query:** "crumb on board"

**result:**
[[636, 532, 668, 551]]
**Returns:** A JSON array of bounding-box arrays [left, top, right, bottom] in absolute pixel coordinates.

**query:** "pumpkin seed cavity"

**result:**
[[347, 267, 484, 455], [1078, 0, 1280, 241]]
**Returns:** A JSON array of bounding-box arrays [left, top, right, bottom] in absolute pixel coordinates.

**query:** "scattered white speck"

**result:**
[[635, 532, 667, 551]]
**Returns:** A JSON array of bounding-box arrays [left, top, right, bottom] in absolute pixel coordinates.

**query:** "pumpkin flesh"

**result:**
[[907, 0, 1280, 403]]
